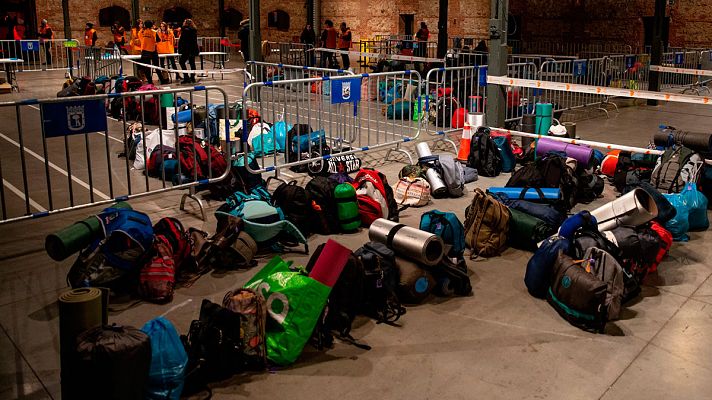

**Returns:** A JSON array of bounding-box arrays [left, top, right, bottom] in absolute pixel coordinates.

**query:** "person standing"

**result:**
[[337, 22, 352, 70], [178, 18, 198, 84], [415, 22, 429, 58], [300, 24, 316, 66], [130, 19, 143, 55], [38, 19, 54, 65], [157, 22, 180, 82], [237, 19, 249, 62], [111, 21, 126, 52], [84, 22, 97, 47], [320, 20, 337, 68], [139, 20, 162, 84]]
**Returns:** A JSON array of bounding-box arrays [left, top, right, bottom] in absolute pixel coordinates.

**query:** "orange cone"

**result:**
[[457, 122, 472, 162]]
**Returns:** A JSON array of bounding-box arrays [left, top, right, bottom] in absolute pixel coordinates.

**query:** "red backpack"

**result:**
[[153, 217, 191, 269], [178, 136, 209, 179], [139, 235, 176, 304], [206, 143, 228, 179], [352, 168, 399, 223], [649, 221, 673, 273]]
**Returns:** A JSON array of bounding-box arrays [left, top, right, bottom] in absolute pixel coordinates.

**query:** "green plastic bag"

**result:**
[[244, 256, 330, 365]]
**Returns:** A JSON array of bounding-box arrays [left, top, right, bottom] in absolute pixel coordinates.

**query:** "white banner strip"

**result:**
[[650, 65, 712, 77], [313, 47, 443, 63], [487, 75, 712, 106]]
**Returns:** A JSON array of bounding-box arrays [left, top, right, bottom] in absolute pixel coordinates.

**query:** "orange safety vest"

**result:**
[[156, 30, 175, 54], [13, 25, 25, 40], [337, 29, 352, 49], [39, 24, 54, 42], [84, 28, 96, 46], [130, 28, 142, 53], [112, 27, 125, 44], [141, 28, 158, 52]]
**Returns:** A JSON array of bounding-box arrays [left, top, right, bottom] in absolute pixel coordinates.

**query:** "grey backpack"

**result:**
[[438, 154, 465, 198], [582, 247, 625, 320]]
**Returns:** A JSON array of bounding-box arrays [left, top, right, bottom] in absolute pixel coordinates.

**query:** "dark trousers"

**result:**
[[320, 50, 336, 68], [140, 50, 159, 84], [160, 55, 181, 80], [339, 48, 350, 70], [179, 53, 196, 81], [43, 42, 52, 65]]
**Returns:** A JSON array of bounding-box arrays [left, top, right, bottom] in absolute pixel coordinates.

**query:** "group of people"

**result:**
[[82, 18, 199, 85], [300, 20, 352, 70]]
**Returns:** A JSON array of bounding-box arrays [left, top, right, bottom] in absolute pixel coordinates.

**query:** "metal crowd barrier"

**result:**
[[241, 70, 422, 174], [660, 50, 699, 89], [0, 86, 230, 224], [605, 54, 651, 91], [0, 39, 72, 72], [246, 61, 354, 85], [74, 46, 123, 80], [262, 42, 313, 66]]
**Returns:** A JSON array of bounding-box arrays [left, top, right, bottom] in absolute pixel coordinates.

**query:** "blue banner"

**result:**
[[674, 52, 684, 65], [625, 55, 635, 69], [479, 66, 488, 87], [331, 78, 362, 104], [21, 40, 40, 52], [42, 99, 108, 138], [573, 60, 587, 78]]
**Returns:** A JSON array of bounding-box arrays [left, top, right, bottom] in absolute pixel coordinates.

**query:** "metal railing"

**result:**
[[74, 46, 123, 80], [262, 42, 313, 65], [0, 86, 231, 224], [241, 71, 422, 174], [0, 39, 73, 72]]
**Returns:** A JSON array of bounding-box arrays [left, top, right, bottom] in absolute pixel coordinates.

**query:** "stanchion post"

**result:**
[[648, 0, 667, 105], [437, 0, 448, 59], [486, 0, 508, 128]]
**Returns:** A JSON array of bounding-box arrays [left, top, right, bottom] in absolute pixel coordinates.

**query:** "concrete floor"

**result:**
[[1, 67, 712, 400]]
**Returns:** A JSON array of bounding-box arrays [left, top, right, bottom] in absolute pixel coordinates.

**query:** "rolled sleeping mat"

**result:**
[[334, 183, 361, 232], [46, 201, 132, 261], [535, 103, 553, 136], [415, 142, 433, 158], [487, 187, 561, 202], [536, 137, 593, 167], [59, 287, 108, 400], [590, 188, 659, 231], [417, 149, 447, 197], [368, 218, 445, 267], [308, 239, 352, 288], [653, 130, 712, 153], [396, 256, 436, 304], [521, 114, 536, 150], [467, 112, 486, 130]]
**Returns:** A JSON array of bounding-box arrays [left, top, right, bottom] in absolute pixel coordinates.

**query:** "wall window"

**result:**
[[98, 6, 130, 28], [267, 10, 289, 31], [162, 7, 192, 25], [222, 8, 244, 30]]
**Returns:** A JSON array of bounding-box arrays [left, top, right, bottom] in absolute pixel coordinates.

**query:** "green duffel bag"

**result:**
[[507, 207, 556, 251]]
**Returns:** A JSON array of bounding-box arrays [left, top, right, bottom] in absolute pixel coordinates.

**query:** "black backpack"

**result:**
[[652, 145, 696, 194], [271, 180, 312, 236], [467, 127, 502, 177], [306, 243, 371, 350], [208, 156, 265, 201], [305, 176, 340, 235], [507, 153, 578, 211], [576, 168, 604, 203], [354, 242, 405, 324]]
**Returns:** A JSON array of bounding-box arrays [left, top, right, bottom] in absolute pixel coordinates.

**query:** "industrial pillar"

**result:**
[[218, 0, 226, 37], [437, 0, 448, 59], [313, 0, 321, 31], [648, 0, 666, 105], [486, 0, 508, 128], [249, 0, 263, 62], [131, 0, 140, 23], [61, 0, 71, 39]]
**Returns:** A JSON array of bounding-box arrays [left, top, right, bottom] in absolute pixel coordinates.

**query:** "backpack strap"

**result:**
[[519, 186, 546, 201]]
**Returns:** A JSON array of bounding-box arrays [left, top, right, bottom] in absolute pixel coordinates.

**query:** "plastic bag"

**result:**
[[244, 256, 331, 365], [272, 120, 293, 153], [682, 183, 709, 231], [663, 192, 690, 242], [141, 317, 188, 400]]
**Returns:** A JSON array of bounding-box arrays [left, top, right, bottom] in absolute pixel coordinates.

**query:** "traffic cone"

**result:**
[[457, 122, 472, 162]]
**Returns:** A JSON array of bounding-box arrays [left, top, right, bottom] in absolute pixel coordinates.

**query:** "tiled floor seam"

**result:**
[[596, 274, 712, 400], [0, 322, 54, 400]]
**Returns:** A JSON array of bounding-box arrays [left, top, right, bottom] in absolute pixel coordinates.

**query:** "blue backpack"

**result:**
[[420, 210, 465, 258], [524, 235, 570, 299], [493, 136, 516, 173]]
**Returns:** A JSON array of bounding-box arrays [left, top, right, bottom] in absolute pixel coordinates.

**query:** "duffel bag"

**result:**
[[525, 235, 570, 299], [507, 208, 555, 252]]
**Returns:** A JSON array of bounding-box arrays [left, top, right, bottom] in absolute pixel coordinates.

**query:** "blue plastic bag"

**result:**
[[493, 136, 516, 173], [663, 193, 690, 242], [682, 183, 709, 231], [252, 132, 276, 156], [141, 317, 188, 400], [272, 121, 293, 153]]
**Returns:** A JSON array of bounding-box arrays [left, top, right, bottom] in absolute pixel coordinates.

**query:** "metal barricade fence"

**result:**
[[262, 42, 313, 65], [74, 46, 122, 80], [241, 71, 422, 174], [246, 61, 354, 85], [605, 54, 650, 91], [198, 37, 228, 53], [0, 86, 230, 224], [0, 39, 73, 72], [661, 50, 700, 89]]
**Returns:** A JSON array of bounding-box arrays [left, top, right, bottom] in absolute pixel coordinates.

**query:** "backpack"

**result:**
[[507, 208, 555, 252], [178, 135, 209, 179], [507, 153, 578, 211], [221, 288, 267, 367], [393, 178, 431, 207], [208, 154, 265, 201], [429, 96, 457, 127], [547, 253, 608, 333], [353, 168, 399, 222], [525, 236, 571, 299], [648, 221, 673, 273], [142, 96, 161, 125], [306, 176, 341, 235], [576, 168, 604, 203], [138, 235, 176, 303], [582, 247, 625, 320], [353, 242, 406, 324], [652, 146, 696, 193], [490, 193, 566, 227], [492, 135, 516, 173], [467, 127, 503, 177], [386, 100, 413, 120], [272, 181, 312, 236], [438, 154, 465, 197], [146, 145, 177, 179], [420, 210, 466, 258], [74, 325, 151, 400], [464, 188, 510, 258], [110, 96, 141, 121], [115, 75, 142, 93], [306, 243, 370, 350], [153, 217, 191, 269]]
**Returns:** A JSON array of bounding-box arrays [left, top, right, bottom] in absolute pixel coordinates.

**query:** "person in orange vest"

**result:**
[[157, 21, 180, 82], [130, 19, 143, 55], [13, 17, 26, 40], [111, 21, 126, 52], [337, 22, 352, 70], [84, 22, 97, 47], [38, 19, 54, 65], [139, 20, 163, 84], [320, 20, 337, 68]]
